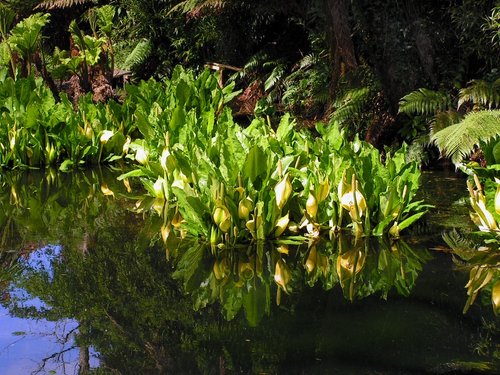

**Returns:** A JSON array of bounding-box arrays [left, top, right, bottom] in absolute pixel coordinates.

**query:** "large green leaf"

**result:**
[[243, 145, 268, 184]]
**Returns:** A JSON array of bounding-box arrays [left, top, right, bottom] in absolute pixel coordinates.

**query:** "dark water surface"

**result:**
[[0, 168, 498, 374]]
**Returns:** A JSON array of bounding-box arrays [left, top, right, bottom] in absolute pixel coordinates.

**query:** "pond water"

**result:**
[[0, 168, 498, 374]]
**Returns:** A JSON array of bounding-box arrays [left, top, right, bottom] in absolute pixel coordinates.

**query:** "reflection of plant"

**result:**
[[445, 174, 500, 315], [445, 229, 500, 315], [172, 235, 431, 325]]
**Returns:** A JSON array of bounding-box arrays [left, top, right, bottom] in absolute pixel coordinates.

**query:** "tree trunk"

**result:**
[[324, 0, 358, 99], [78, 345, 90, 374]]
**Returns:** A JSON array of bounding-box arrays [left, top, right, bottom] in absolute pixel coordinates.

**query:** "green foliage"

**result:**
[[36, 0, 94, 10], [431, 110, 500, 164], [0, 74, 131, 168], [6, 12, 50, 76], [399, 77, 500, 164], [399, 88, 452, 116], [331, 87, 372, 126], [122, 39, 151, 70], [279, 33, 330, 118], [328, 66, 382, 138], [450, 0, 500, 72], [458, 78, 500, 110], [119, 67, 429, 243], [0, 5, 15, 39], [485, 4, 500, 47]]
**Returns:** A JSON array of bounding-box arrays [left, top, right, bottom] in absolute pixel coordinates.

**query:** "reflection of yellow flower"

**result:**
[[492, 281, 500, 314], [337, 249, 366, 277], [239, 261, 254, 281], [213, 258, 230, 280], [100, 183, 115, 197], [274, 259, 291, 292], [305, 246, 317, 273], [161, 224, 170, 244]]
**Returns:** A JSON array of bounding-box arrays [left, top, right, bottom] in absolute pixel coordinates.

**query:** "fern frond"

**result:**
[[36, 0, 93, 10], [458, 78, 500, 109], [431, 110, 500, 164], [169, 0, 227, 17], [123, 39, 151, 70], [235, 52, 268, 80], [399, 88, 451, 115], [264, 64, 285, 91], [407, 135, 432, 164], [297, 53, 319, 69], [331, 87, 371, 125], [429, 110, 463, 137]]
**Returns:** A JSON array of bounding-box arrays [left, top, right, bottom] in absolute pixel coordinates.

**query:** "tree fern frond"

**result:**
[[314, 89, 329, 105], [36, 0, 94, 10], [399, 88, 452, 115], [407, 134, 433, 164], [331, 87, 371, 125], [264, 63, 285, 91], [429, 110, 463, 137], [169, 0, 227, 17], [297, 53, 319, 70], [458, 78, 500, 109], [123, 39, 151, 70], [237, 52, 268, 79], [431, 110, 500, 164]]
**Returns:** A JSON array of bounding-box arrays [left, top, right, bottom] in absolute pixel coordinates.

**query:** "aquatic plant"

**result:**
[[0, 72, 132, 169], [120, 73, 430, 243]]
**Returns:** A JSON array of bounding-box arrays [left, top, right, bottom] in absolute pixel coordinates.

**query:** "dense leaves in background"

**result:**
[[0, 0, 498, 145]]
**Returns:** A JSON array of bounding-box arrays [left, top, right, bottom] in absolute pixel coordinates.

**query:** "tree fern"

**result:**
[[331, 87, 371, 126], [169, 0, 227, 16], [431, 110, 500, 164], [36, 0, 94, 10], [123, 39, 151, 70], [264, 62, 285, 92], [399, 88, 452, 115], [429, 110, 463, 137], [458, 78, 500, 109]]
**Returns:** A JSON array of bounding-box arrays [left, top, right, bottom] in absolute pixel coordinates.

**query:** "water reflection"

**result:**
[[0, 169, 498, 374], [171, 236, 432, 326]]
